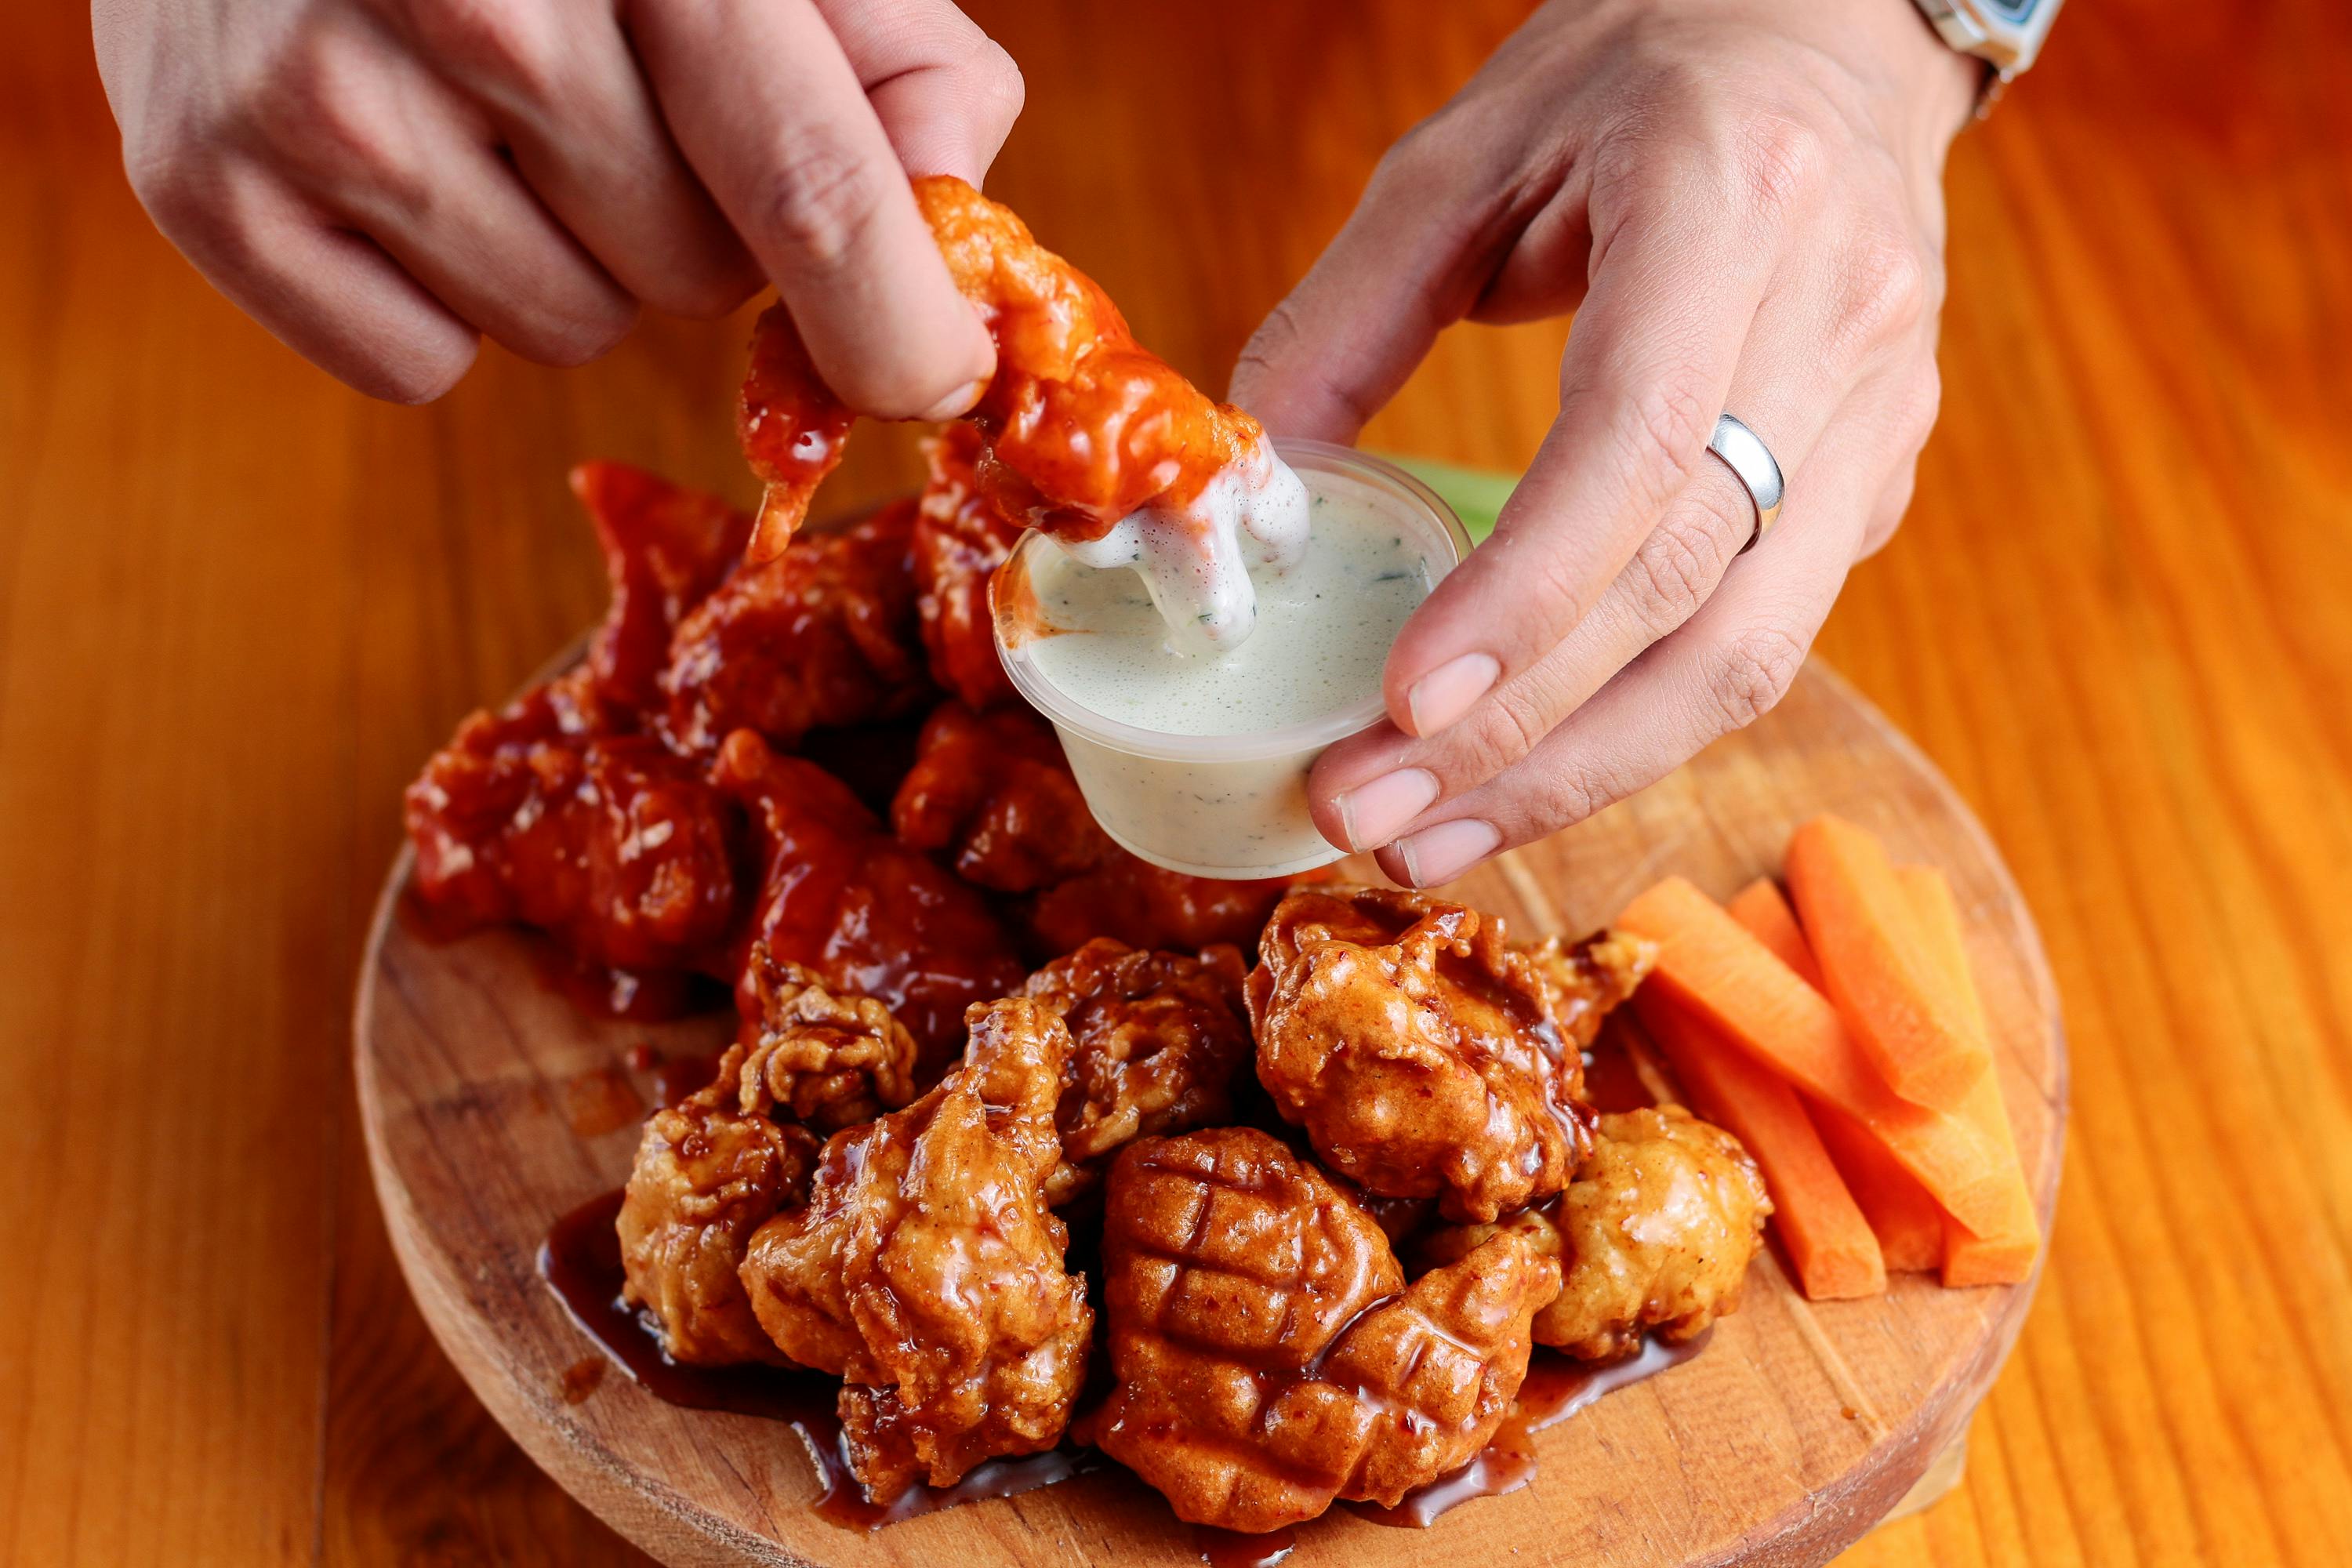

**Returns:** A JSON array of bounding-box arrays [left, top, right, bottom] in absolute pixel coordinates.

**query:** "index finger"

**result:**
[[629, 0, 993, 419], [1382, 162, 1782, 737]]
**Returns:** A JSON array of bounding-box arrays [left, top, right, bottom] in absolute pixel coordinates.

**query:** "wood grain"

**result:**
[[354, 660, 2062, 1568], [2, 0, 2348, 1564]]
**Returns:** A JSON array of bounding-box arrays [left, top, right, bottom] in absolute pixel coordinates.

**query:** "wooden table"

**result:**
[[3, 2, 2347, 1563]]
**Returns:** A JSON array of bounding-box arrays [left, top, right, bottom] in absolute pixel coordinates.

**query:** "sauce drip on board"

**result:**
[[1341, 1332, 1715, 1529], [538, 1190, 1096, 1530], [545, 1190, 1709, 1542]]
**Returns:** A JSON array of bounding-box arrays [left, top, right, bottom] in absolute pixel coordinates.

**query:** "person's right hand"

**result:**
[[93, 0, 1023, 408]]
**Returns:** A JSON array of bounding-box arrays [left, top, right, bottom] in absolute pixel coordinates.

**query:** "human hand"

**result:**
[[93, 0, 1023, 408], [1231, 0, 1976, 887]]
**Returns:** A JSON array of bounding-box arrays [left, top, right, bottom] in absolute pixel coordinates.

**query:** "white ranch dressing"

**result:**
[[996, 445, 1468, 880], [1029, 481, 1428, 735], [1049, 436, 1311, 655]]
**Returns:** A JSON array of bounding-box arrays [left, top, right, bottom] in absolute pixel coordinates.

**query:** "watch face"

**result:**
[[1982, 0, 2045, 18]]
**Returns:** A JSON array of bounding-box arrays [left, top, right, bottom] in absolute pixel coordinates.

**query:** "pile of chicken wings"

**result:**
[[405, 454, 1771, 1534]]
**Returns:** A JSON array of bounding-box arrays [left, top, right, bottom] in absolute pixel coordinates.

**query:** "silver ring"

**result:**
[[1706, 413, 1784, 552]]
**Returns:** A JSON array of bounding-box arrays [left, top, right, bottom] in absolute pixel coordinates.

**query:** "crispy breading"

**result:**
[[1248, 885, 1593, 1222], [738, 997, 1092, 1496]]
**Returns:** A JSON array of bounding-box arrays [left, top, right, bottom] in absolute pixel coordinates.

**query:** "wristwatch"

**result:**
[[1910, 0, 2064, 81]]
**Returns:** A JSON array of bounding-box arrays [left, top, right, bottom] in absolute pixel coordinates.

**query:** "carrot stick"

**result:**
[[1898, 865, 2042, 1287], [1727, 879, 1825, 990], [1617, 877, 2014, 1237], [1726, 880, 1944, 1272], [1786, 815, 1991, 1109], [1807, 1102, 1947, 1272], [1637, 991, 1886, 1299]]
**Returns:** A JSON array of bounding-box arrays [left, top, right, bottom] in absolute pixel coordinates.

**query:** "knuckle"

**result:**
[[1733, 113, 1827, 221], [758, 133, 884, 269], [251, 29, 423, 205], [965, 36, 1026, 121], [403, 0, 553, 95], [1521, 753, 1622, 835], [1606, 374, 1715, 518], [1863, 464, 1917, 557], [1895, 363, 1944, 452], [1705, 626, 1807, 731], [1830, 233, 1936, 357], [1627, 505, 1736, 637], [121, 136, 209, 230], [1471, 679, 1556, 777]]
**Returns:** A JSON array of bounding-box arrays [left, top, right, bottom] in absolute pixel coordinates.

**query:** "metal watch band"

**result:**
[[1910, 0, 2066, 82]]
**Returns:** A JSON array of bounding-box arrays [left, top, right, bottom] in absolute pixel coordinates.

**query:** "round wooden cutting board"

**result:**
[[355, 659, 2064, 1568]]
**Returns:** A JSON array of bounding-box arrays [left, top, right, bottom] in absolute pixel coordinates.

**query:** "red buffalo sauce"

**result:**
[[538, 1190, 1096, 1531]]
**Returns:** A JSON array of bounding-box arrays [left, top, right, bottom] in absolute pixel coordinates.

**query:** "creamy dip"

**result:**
[[996, 445, 1467, 880], [1029, 481, 1428, 735], [1048, 435, 1311, 655]]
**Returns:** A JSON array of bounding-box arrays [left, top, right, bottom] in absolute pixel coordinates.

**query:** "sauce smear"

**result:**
[[1344, 1333, 1714, 1530], [538, 1190, 1095, 1531]]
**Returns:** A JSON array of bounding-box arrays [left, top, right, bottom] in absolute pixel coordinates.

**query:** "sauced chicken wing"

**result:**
[[1087, 1129, 1559, 1532], [1416, 1105, 1769, 1360], [1525, 929, 1658, 1052], [715, 728, 1027, 1069], [737, 998, 1092, 1497], [404, 688, 739, 978], [735, 950, 920, 1132], [889, 699, 1295, 958], [1022, 939, 1252, 1205], [617, 1054, 820, 1367], [1024, 851, 1298, 965], [739, 176, 1294, 593], [1248, 886, 1592, 1223], [403, 463, 750, 980], [912, 425, 1026, 710], [891, 701, 1109, 893], [568, 460, 754, 717], [659, 500, 932, 756]]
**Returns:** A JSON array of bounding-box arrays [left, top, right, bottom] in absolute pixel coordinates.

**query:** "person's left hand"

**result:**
[[1230, 0, 1978, 887]]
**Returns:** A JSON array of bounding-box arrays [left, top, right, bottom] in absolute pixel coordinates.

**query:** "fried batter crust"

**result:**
[[1525, 928, 1658, 1052], [617, 1051, 819, 1368], [1022, 939, 1253, 1205], [1417, 1105, 1770, 1360], [1248, 885, 1592, 1223], [715, 728, 1026, 1069], [737, 997, 1093, 1496], [1089, 1128, 1559, 1531], [735, 951, 920, 1132]]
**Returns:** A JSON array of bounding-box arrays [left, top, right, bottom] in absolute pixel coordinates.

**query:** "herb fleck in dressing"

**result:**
[[1029, 488, 1428, 735], [1002, 453, 1459, 880]]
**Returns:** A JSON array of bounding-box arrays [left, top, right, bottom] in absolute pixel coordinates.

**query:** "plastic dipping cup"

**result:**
[[991, 440, 1472, 880]]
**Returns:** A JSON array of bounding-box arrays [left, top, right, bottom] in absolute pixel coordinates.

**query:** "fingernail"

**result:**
[[1336, 768, 1439, 851], [918, 378, 987, 422], [1406, 653, 1500, 737], [1396, 818, 1501, 887]]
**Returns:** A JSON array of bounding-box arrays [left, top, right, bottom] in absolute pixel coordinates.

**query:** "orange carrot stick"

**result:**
[[1898, 865, 2042, 1287], [1786, 815, 1991, 1110], [1637, 992, 1886, 1300], [1808, 1102, 1947, 1272], [1728, 878, 1825, 990], [1617, 877, 2013, 1237], [1726, 880, 1944, 1272]]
